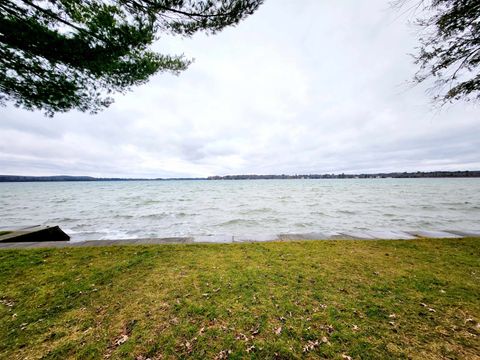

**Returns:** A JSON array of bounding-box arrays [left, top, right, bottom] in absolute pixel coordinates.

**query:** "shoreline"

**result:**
[[1, 229, 479, 249]]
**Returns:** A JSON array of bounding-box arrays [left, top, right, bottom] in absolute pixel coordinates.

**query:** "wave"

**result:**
[[310, 211, 331, 217], [382, 213, 396, 217], [175, 212, 194, 218], [139, 213, 168, 220], [216, 219, 260, 226], [141, 200, 162, 205], [112, 214, 134, 219], [50, 217, 77, 222], [293, 222, 316, 228], [239, 207, 274, 215], [336, 210, 358, 215]]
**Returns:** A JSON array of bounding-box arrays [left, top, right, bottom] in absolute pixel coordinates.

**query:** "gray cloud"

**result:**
[[0, 0, 478, 177]]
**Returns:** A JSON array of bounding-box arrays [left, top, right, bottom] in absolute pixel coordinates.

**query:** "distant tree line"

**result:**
[[1, 171, 479, 182], [0, 175, 144, 182], [207, 171, 480, 180]]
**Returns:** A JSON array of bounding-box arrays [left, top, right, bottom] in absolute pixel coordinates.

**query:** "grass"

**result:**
[[0, 239, 479, 359], [0, 231, 11, 237]]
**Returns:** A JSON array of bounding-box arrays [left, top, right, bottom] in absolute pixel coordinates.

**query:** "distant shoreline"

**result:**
[[1, 171, 480, 182]]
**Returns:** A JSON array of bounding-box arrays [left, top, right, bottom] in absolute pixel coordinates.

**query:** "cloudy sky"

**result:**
[[1, 0, 479, 178]]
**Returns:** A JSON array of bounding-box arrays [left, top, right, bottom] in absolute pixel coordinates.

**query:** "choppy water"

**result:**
[[1, 179, 479, 241]]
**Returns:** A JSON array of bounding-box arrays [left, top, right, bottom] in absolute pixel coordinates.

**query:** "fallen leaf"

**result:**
[[428, 308, 436, 313], [302, 340, 319, 353], [388, 314, 397, 319], [352, 325, 359, 331], [214, 350, 231, 360], [115, 334, 129, 346], [246, 345, 255, 353], [235, 333, 249, 341], [342, 354, 352, 360], [0, 299, 14, 307], [135, 356, 153, 360], [274, 326, 282, 335], [184, 339, 195, 354]]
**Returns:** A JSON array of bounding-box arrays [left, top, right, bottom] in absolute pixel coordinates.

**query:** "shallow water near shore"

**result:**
[[1, 178, 479, 241]]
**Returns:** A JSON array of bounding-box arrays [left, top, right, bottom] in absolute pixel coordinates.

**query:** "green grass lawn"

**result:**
[[0, 239, 479, 359], [0, 231, 12, 237]]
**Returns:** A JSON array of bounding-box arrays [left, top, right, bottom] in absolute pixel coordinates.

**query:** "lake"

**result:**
[[1, 179, 479, 241]]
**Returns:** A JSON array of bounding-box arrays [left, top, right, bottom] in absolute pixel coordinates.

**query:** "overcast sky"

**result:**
[[1, 0, 479, 178]]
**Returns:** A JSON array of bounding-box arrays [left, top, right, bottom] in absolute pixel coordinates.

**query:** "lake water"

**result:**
[[1, 179, 479, 241]]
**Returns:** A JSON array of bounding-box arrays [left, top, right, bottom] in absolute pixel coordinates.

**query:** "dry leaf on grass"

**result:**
[[214, 350, 232, 360], [303, 340, 319, 353], [115, 334, 129, 346], [236, 333, 249, 342], [0, 299, 14, 307]]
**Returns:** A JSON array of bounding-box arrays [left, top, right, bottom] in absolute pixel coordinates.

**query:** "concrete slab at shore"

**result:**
[[0, 225, 70, 243], [0, 229, 478, 249], [445, 230, 480, 237], [234, 234, 279, 242], [364, 230, 417, 240], [278, 232, 339, 241], [339, 231, 378, 239], [193, 235, 232, 243], [406, 230, 462, 238]]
